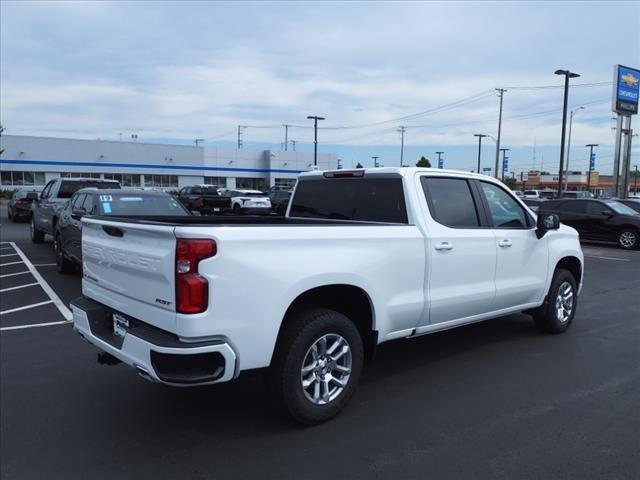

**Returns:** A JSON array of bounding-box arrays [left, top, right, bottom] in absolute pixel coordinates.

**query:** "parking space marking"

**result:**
[[8, 242, 72, 321], [0, 253, 19, 258], [584, 255, 630, 262], [32, 263, 57, 267], [0, 282, 39, 293], [0, 271, 31, 278], [1, 300, 54, 316], [0, 261, 24, 267], [0, 319, 72, 331]]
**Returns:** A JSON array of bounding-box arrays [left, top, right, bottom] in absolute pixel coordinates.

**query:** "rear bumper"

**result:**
[[242, 207, 271, 215], [71, 297, 237, 386]]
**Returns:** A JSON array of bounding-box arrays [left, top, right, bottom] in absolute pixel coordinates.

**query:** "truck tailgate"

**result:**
[[81, 218, 177, 332]]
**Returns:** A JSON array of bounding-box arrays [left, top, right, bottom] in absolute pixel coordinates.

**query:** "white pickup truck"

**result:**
[[72, 167, 583, 424]]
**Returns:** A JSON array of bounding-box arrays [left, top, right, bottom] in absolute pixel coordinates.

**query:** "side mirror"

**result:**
[[536, 213, 560, 239], [71, 209, 85, 220], [601, 210, 612, 216], [26, 192, 39, 201]]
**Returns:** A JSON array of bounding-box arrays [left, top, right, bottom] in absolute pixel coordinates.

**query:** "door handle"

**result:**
[[498, 239, 513, 247], [435, 242, 453, 251]]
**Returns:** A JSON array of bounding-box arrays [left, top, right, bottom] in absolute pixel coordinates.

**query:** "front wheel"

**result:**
[[268, 309, 364, 425], [55, 233, 74, 274], [617, 228, 638, 250], [31, 218, 45, 243], [532, 269, 578, 334], [233, 203, 243, 215]]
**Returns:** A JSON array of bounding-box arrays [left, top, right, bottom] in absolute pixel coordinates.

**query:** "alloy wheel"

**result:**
[[555, 281, 574, 323], [300, 334, 352, 405]]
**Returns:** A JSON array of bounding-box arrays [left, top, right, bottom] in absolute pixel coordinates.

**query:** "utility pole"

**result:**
[[307, 115, 325, 166], [563, 106, 585, 193], [500, 148, 510, 181], [621, 118, 634, 199], [436, 151, 444, 169], [237, 125, 246, 149], [585, 143, 598, 193], [290, 140, 296, 152], [494, 88, 506, 179], [372, 156, 379, 168], [283, 124, 290, 151], [634, 164, 638, 194], [554, 69, 581, 197], [398, 126, 406, 166], [194, 138, 204, 147], [474, 134, 487, 173]]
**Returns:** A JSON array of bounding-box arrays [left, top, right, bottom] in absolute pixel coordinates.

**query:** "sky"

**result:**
[[1, 1, 639, 174]]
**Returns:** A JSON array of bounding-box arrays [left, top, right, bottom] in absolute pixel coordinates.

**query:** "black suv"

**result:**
[[31, 178, 120, 243], [538, 198, 640, 249]]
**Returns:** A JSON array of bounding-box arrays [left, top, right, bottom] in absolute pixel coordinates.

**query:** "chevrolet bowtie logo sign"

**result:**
[[621, 72, 639, 88]]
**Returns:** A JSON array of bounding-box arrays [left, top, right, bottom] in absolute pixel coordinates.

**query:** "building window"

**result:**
[[236, 177, 266, 191], [143, 174, 178, 187], [60, 172, 101, 179], [1, 171, 46, 185], [274, 178, 297, 189], [204, 176, 227, 188]]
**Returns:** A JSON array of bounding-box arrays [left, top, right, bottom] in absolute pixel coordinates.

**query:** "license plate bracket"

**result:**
[[113, 312, 129, 338]]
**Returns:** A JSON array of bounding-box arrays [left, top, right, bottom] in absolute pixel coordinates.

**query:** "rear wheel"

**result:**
[[268, 309, 364, 425], [617, 228, 638, 250], [532, 268, 577, 334], [30, 218, 45, 243], [233, 203, 243, 215], [55, 232, 74, 274]]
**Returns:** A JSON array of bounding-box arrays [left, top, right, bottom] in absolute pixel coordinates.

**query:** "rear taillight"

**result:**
[[175, 239, 216, 314]]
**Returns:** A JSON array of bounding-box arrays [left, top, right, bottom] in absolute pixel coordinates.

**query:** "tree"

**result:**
[[503, 177, 518, 190], [416, 156, 431, 168], [540, 171, 550, 175], [355, 162, 364, 168]]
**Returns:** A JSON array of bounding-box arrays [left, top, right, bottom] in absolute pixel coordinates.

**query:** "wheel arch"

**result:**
[[555, 256, 582, 289]]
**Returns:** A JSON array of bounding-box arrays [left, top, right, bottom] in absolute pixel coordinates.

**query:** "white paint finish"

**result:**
[[0, 282, 39, 293], [0, 261, 24, 267], [0, 271, 31, 278], [0, 300, 53, 316], [0, 253, 19, 258], [9, 242, 72, 320]]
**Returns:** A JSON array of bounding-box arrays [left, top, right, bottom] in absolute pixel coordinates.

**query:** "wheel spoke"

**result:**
[[331, 345, 350, 362], [322, 379, 331, 402], [326, 336, 343, 355], [302, 374, 316, 389], [332, 363, 351, 374], [313, 379, 320, 401], [301, 362, 316, 374], [329, 374, 347, 388], [318, 336, 328, 356]]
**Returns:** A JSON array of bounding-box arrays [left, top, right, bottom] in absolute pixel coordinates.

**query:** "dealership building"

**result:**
[[0, 135, 338, 191]]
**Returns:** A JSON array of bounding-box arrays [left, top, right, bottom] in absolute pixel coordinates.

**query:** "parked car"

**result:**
[[55, 189, 190, 273], [513, 190, 524, 198], [538, 198, 640, 249], [31, 178, 121, 243], [523, 189, 541, 199], [269, 189, 292, 215], [539, 191, 556, 199], [560, 191, 594, 199], [229, 189, 272, 214], [72, 167, 583, 424], [522, 198, 546, 212], [613, 198, 640, 214], [7, 188, 41, 222], [176, 185, 231, 215]]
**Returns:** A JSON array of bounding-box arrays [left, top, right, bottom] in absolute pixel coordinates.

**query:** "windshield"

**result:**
[[58, 181, 120, 198], [241, 192, 266, 197], [99, 194, 189, 216], [604, 200, 640, 216]]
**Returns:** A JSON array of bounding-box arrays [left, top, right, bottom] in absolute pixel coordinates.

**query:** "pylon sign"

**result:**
[[438, 159, 443, 169], [502, 157, 509, 173], [590, 153, 596, 171], [613, 64, 640, 115]]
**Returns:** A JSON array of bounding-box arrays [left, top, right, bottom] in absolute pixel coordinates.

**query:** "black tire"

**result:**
[[268, 308, 364, 425], [233, 203, 243, 215], [532, 268, 578, 334], [617, 228, 639, 250], [55, 232, 74, 274], [7, 207, 12, 220], [30, 218, 45, 243]]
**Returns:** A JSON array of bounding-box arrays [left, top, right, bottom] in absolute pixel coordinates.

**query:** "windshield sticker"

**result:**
[[100, 195, 113, 202], [119, 197, 144, 202], [102, 202, 112, 214]]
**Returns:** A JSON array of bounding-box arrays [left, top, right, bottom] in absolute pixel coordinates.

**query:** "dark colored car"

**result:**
[[7, 188, 41, 222], [538, 198, 640, 249], [54, 189, 190, 273], [614, 198, 640, 214], [269, 189, 292, 215], [176, 185, 231, 215], [522, 198, 546, 212], [31, 177, 121, 243]]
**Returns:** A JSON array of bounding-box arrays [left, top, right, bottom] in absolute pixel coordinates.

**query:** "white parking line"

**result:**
[[584, 255, 630, 262], [0, 282, 39, 293], [0, 319, 72, 332], [32, 263, 57, 267], [0, 261, 24, 267], [0, 253, 19, 258], [0, 246, 15, 251], [0, 300, 53, 316], [0, 271, 31, 278], [8, 242, 72, 321]]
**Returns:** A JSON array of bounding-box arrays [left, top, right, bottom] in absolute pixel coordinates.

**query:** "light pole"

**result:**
[[474, 134, 488, 173], [307, 115, 325, 166], [436, 151, 444, 169], [554, 69, 580, 197], [563, 106, 585, 193], [585, 143, 598, 193], [634, 164, 638, 194], [494, 88, 507, 179], [500, 148, 510, 181], [398, 126, 406, 167], [290, 140, 296, 152]]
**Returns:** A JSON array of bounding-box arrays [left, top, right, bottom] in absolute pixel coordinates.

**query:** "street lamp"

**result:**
[[563, 106, 585, 193], [585, 143, 598, 193], [554, 69, 581, 197], [474, 134, 488, 173], [307, 115, 325, 166]]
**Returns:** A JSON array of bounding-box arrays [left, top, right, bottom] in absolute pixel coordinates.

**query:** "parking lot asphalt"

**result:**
[[1, 204, 639, 480]]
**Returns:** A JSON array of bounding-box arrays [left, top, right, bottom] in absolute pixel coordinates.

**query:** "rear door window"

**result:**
[[559, 200, 587, 214], [420, 177, 480, 228], [290, 177, 408, 223]]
